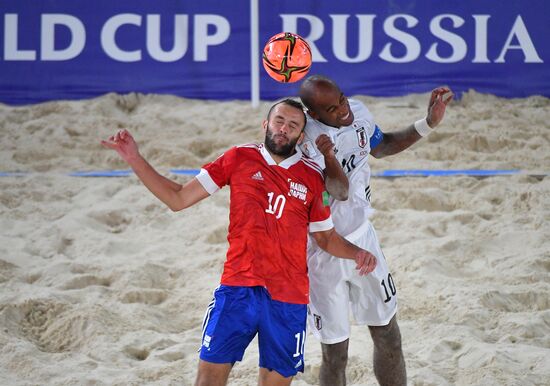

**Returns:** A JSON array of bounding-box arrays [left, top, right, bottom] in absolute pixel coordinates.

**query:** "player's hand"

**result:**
[[315, 134, 336, 159], [354, 249, 377, 276], [426, 86, 454, 128], [101, 129, 140, 164]]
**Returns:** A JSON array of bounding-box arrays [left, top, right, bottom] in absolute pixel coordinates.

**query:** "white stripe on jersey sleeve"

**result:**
[[309, 216, 334, 233], [196, 168, 221, 194], [236, 143, 259, 149], [301, 158, 324, 178]]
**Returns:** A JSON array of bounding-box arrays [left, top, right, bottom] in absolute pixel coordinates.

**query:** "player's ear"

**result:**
[[262, 119, 268, 133], [296, 131, 305, 145]]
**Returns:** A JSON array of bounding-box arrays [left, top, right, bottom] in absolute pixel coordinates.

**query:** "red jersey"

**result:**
[[196, 143, 333, 304]]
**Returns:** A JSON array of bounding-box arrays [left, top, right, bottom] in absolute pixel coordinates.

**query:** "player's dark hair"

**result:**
[[299, 74, 336, 111], [267, 98, 307, 131]]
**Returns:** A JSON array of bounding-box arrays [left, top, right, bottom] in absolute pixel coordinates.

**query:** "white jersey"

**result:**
[[300, 99, 397, 338], [300, 99, 378, 238]]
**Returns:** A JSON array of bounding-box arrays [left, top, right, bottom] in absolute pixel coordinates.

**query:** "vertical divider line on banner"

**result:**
[[250, 0, 260, 108]]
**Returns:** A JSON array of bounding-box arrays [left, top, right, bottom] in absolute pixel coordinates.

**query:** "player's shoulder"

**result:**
[[236, 142, 261, 150], [349, 99, 377, 136], [298, 155, 324, 180], [349, 98, 373, 120], [304, 114, 329, 137], [215, 143, 261, 163], [232, 143, 262, 155]]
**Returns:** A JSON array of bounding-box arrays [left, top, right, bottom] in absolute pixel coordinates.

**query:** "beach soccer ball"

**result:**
[[262, 32, 312, 83]]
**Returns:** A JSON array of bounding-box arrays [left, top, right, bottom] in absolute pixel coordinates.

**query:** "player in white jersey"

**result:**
[[298, 75, 453, 386]]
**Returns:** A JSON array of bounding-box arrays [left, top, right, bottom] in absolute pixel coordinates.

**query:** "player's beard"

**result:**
[[264, 125, 300, 157]]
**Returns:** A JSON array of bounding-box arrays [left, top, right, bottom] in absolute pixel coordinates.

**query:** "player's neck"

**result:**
[[266, 148, 297, 164]]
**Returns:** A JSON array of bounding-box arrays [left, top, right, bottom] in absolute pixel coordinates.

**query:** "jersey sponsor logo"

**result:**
[[251, 171, 264, 181], [314, 314, 322, 330], [288, 179, 308, 202], [356, 126, 367, 148]]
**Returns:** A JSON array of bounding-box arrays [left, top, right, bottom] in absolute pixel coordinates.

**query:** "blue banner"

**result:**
[[261, 0, 549, 99], [1, 1, 548, 105], [0, 1, 250, 104]]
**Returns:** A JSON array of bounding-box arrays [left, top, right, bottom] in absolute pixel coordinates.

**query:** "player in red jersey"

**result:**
[[102, 99, 377, 386]]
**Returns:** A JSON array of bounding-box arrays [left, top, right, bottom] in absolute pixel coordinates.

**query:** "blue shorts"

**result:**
[[200, 285, 307, 378]]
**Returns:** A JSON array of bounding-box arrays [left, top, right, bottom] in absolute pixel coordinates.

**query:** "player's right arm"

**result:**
[[308, 180, 375, 275], [101, 129, 209, 211], [316, 134, 349, 201]]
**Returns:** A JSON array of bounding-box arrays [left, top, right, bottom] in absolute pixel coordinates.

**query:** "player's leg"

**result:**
[[309, 282, 350, 386], [348, 223, 404, 385], [307, 256, 351, 386], [195, 360, 232, 386], [258, 367, 293, 386], [319, 339, 348, 386], [196, 285, 259, 386], [257, 287, 308, 386], [368, 315, 406, 386]]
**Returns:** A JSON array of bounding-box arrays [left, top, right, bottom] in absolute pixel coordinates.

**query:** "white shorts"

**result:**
[[307, 221, 398, 344]]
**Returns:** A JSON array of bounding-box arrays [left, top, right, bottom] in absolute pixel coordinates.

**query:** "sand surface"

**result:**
[[1, 91, 549, 385]]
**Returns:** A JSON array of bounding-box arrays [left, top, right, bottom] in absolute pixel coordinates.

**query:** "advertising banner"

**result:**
[[0, 0, 548, 104]]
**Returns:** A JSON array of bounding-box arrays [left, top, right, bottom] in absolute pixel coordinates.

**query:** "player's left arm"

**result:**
[[370, 86, 453, 159], [311, 228, 377, 275]]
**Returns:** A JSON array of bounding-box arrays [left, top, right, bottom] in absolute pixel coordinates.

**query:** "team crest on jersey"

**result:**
[[356, 127, 367, 148], [288, 179, 308, 202], [314, 314, 322, 330]]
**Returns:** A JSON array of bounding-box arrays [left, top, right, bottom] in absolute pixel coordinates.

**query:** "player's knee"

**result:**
[[322, 350, 348, 372], [195, 371, 213, 386], [195, 374, 226, 386], [195, 361, 231, 386], [370, 317, 402, 352], [194, 375, 209, 386], [321, 341, 349, 371]]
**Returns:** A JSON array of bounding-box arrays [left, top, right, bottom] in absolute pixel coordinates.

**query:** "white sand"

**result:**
[[0, 91, 549, 385]]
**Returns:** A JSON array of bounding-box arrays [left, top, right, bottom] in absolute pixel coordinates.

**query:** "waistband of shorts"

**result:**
[[343, 219, 372, 244]]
